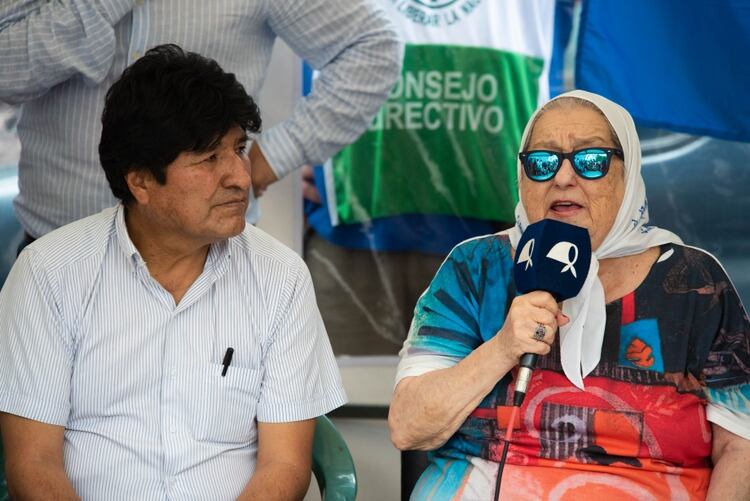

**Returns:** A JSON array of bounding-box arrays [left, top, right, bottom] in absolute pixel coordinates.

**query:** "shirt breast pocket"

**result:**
[[190, 363, 263, 444]]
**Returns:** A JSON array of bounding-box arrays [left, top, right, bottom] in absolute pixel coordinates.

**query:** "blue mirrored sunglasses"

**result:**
[[519, 148, 624, 181]]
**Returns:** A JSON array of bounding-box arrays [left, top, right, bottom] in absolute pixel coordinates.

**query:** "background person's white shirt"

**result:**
[[0, 0, 402, 237]]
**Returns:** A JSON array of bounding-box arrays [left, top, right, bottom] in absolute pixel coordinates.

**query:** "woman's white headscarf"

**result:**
[[503, 89, 683, 389]]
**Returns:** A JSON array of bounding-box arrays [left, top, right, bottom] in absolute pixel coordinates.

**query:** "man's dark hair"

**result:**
[[99, 44, 262, 203]]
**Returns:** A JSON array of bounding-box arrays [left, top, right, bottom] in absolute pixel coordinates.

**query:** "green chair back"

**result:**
[[312, 415, 357, 501], [0, 439, 8, 501]]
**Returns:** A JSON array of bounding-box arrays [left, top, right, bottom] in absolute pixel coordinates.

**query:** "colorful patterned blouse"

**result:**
[[396, 234, 750, 500]]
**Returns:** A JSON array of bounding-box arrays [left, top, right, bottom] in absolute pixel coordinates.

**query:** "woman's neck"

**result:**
[[597, 247, 661, 304]]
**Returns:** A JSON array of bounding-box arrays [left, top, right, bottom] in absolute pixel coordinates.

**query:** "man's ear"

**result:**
[[126, 170, 153, 205]]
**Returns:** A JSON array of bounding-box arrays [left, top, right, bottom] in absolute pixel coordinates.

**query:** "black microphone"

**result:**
[[511, 219, 591, 406]]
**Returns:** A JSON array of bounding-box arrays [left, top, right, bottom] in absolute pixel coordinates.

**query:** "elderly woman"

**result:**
[[389, 90, 750, 500]]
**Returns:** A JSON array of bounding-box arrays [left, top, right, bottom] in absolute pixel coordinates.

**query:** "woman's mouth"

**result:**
[[549, 201, 583, 215]]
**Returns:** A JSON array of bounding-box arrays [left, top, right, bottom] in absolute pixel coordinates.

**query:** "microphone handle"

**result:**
[[519, 353, 537, 370], [512, 292, 561, 406], [513, 353, 538, 406]]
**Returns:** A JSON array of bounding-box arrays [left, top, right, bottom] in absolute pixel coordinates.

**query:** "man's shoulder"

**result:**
[[23, 207, 116, 271]]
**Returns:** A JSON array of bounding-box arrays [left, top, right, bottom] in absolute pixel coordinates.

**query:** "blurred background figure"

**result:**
[[0, 0, 402, 245], [304, 0, 572, 356]]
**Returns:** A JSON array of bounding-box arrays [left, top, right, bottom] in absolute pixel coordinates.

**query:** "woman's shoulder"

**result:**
[[654, 243, 732, 280], [449, 232, 513, 261], [641, 242, 745, 316], [434, 233, 515, 290]]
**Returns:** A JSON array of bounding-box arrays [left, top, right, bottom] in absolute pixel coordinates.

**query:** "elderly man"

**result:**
[[0, 44, 346, 501]]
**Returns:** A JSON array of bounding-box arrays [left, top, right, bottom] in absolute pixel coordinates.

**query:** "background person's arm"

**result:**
[[0, 0, 133, 104], [237, 419, 316, 501], [252, 0, 403, 194], [0, 413, 79, 501], [706, 424, 750, 501]]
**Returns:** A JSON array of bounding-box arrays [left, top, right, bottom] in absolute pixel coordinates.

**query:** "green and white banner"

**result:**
[[326, 0, 558, 226]]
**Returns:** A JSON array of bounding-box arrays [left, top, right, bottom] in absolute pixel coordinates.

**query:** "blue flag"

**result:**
[[576, 0, 750, 142]]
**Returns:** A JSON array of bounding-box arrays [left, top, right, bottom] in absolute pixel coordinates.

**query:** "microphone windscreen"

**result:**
[[513, 219, 591, 301]]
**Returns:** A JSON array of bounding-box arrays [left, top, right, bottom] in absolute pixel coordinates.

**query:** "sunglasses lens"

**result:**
[[573, 149, 609, 179], [524, 152, 559, 181]]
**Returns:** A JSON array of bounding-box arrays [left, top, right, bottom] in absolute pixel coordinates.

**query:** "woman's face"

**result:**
[[520, 105, 625, 251]]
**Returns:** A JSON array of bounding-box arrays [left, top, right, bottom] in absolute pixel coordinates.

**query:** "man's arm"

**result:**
[[252, 0, 403, 193], [0, 413, 79, 501], [237, 419, 316, 501], [706, 423, 750, 500], [0, 0, 134, 104], [245, 259, 346, 499], [0, 250, 76, 498]]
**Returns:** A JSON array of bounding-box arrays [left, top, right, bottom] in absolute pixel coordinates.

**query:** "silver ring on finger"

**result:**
[[533, 323, 546, 341]]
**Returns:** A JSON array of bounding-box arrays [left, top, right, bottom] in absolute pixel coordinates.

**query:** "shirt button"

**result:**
[[170, 367, 177, 378], [132, 51, 142, 61], [135, 0, 144, 6], [169, 424, 176, 434]]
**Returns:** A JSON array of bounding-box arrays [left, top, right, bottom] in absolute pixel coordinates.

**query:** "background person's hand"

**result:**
[[301, 164, 321, 204], [249, 141, 278, 197], [492, 291, 569, 366]]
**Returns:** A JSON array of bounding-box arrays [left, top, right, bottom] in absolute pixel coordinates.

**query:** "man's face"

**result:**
[[136, 125, 251, 246]]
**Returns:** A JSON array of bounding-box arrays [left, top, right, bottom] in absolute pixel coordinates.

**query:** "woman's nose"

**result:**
[[554, 158, 577, 186]]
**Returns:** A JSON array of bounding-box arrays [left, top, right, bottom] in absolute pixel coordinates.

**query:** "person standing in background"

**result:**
[[0, 0, 402, 244], [304, 0, 574, 355]]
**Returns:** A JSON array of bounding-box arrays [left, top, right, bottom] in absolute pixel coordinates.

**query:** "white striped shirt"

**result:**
[[0, 0, 402, 237], [0, 205, 347, 500]]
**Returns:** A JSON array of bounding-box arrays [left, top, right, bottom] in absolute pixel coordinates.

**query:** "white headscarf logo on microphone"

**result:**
[[546, 242, 579, 278], [517, 238, 535, 270]]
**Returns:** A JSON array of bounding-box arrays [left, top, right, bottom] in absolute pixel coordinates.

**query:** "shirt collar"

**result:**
[[114, 203, 232, 276], [114, 204, 144, 269], [206, 237, 231, 278]]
